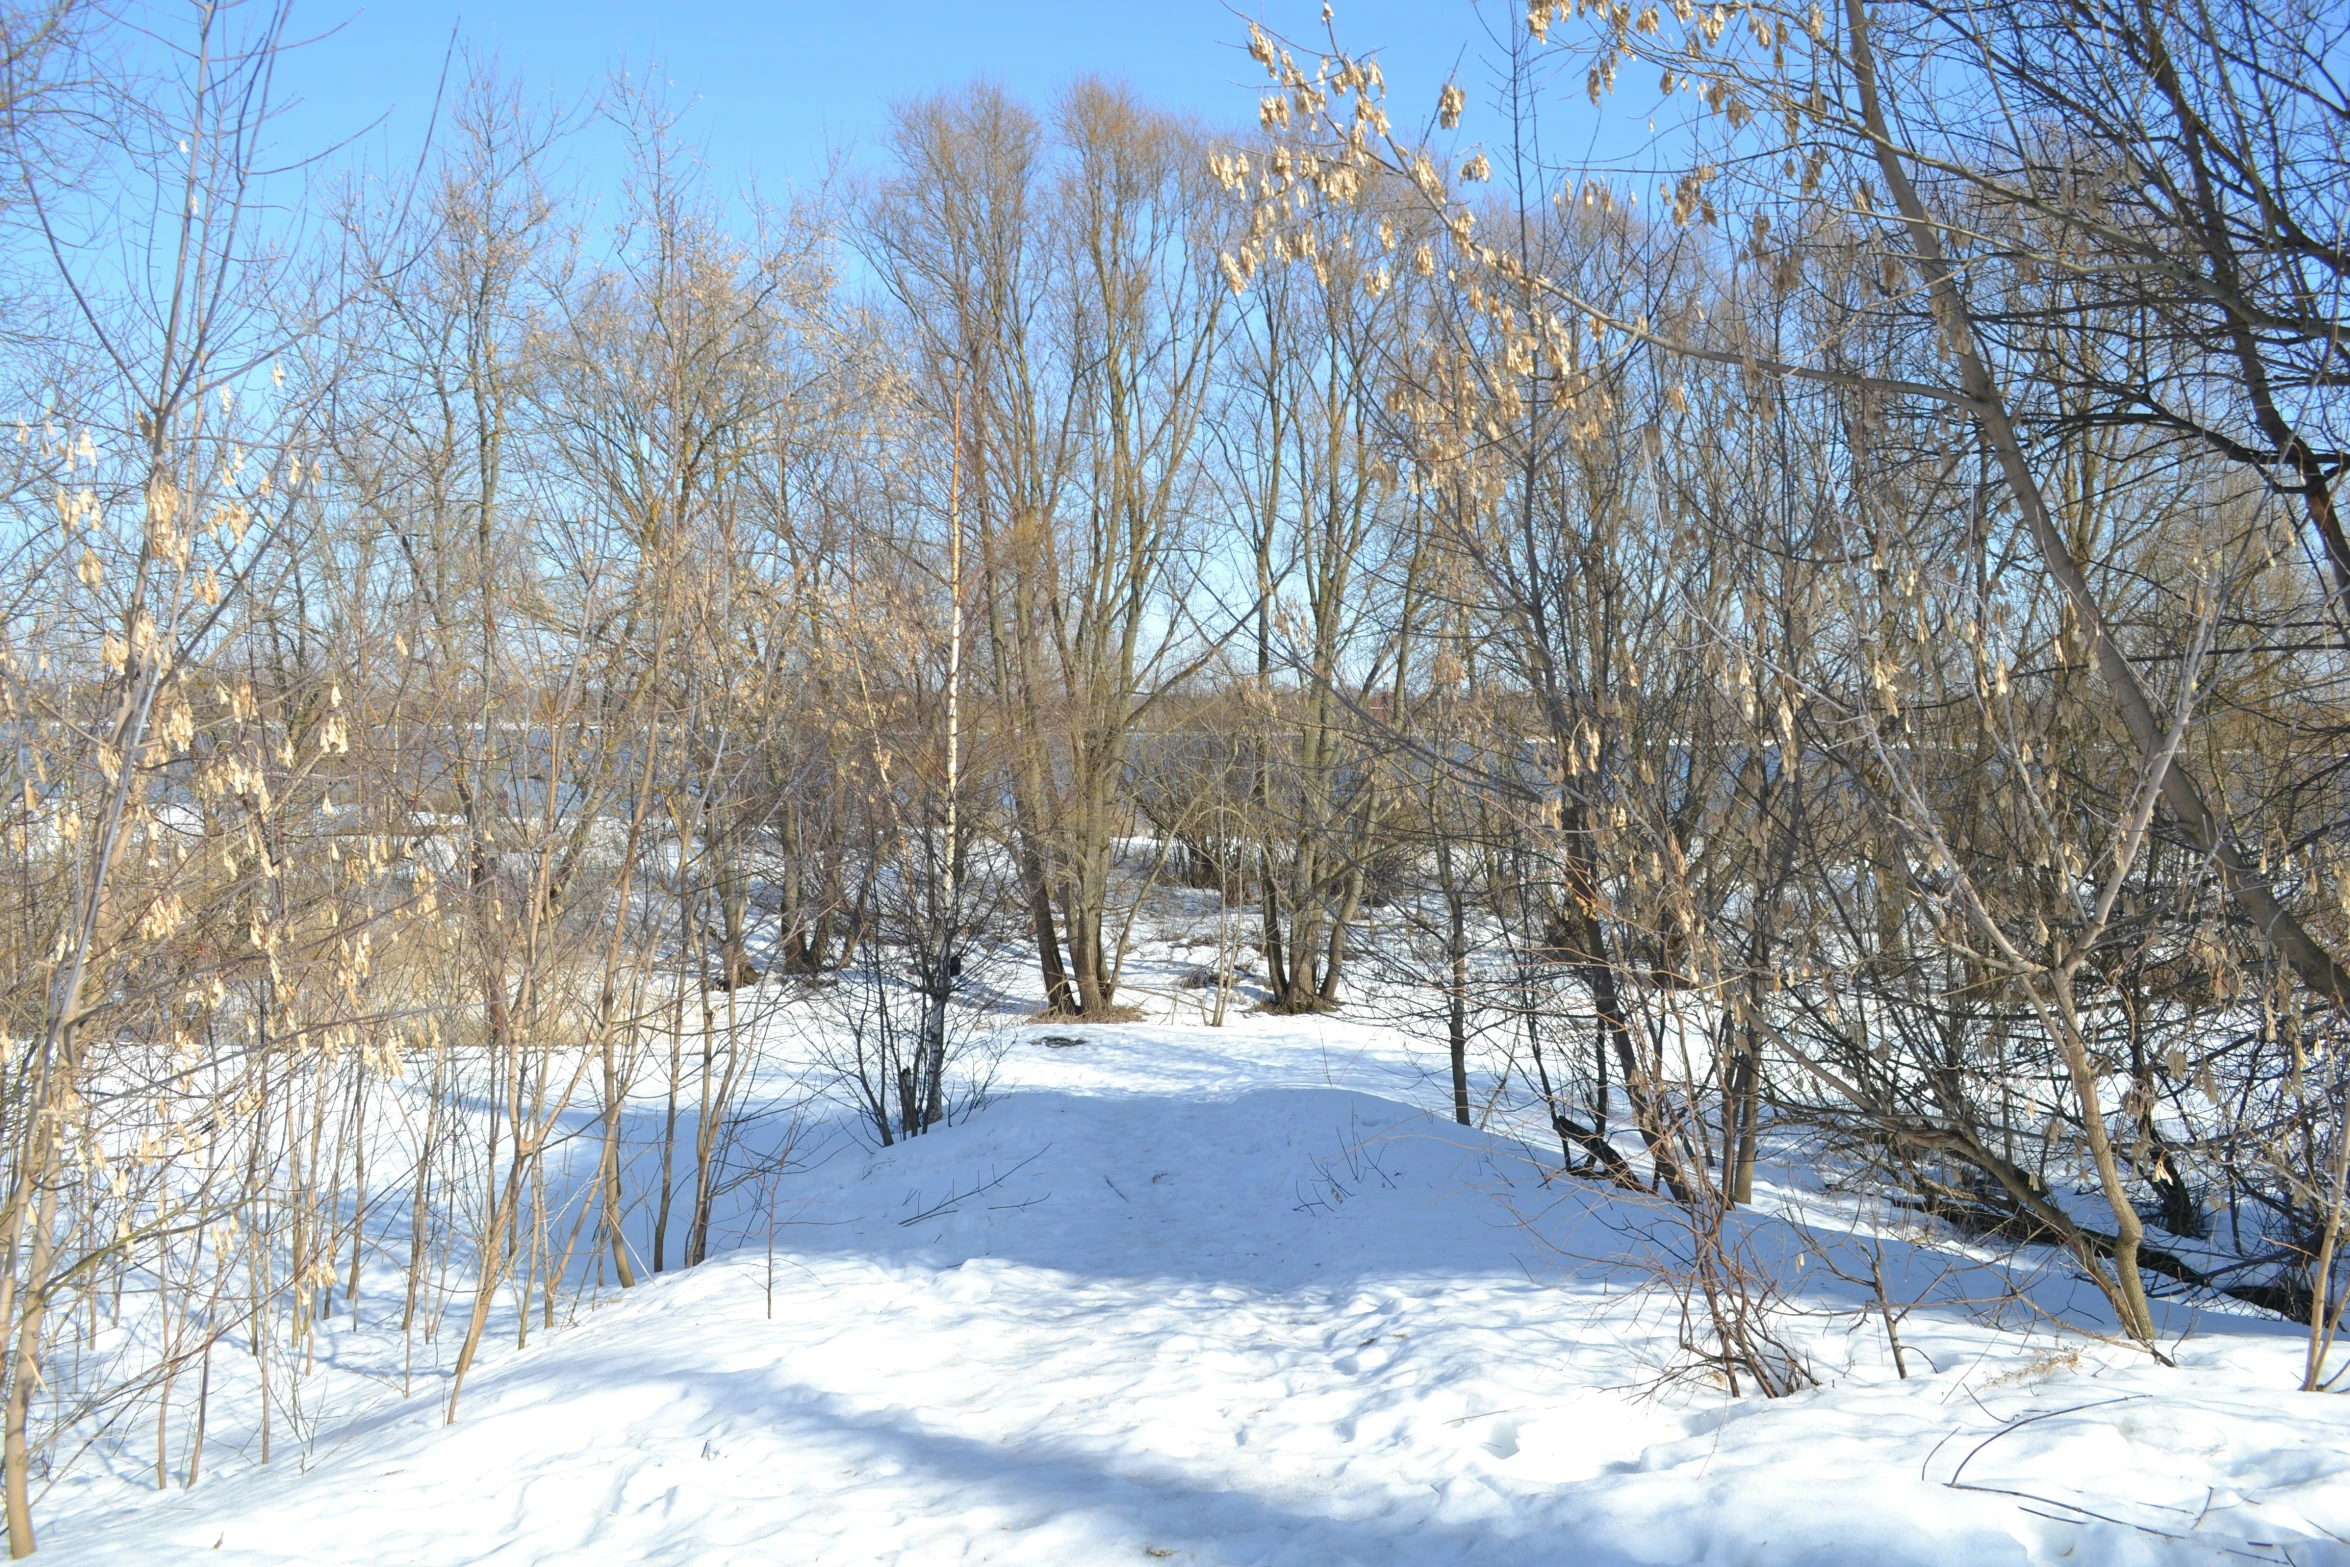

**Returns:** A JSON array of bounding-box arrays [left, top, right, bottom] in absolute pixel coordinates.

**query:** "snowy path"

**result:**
[[49, 1021, 2350, 1565]]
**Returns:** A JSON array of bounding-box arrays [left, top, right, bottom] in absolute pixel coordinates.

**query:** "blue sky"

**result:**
[[272, 1, 1548, 193]]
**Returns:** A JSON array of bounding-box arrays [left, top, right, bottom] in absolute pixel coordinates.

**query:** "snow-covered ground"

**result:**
[[43, 1012, 2350, 1565]]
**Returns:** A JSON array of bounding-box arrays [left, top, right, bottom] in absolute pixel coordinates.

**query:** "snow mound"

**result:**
[[46, 1024, 2350, 1566]]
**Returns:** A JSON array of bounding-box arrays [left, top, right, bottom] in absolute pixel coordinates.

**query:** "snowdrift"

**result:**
[[44, 1022, 2350, 1566]]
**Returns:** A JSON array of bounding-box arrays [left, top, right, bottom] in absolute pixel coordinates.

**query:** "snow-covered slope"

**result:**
[[47, 1021, 2350, 1566]]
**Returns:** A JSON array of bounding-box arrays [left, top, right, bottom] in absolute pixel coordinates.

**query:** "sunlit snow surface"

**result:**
[[45, 1015, 2350, 1565]]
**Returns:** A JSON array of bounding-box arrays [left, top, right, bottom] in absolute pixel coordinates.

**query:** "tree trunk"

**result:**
[[1447, 884, 1472, 1126]]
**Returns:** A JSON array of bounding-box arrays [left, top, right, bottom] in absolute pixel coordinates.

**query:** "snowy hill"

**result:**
[[44, 1021, 2350, 1566]]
